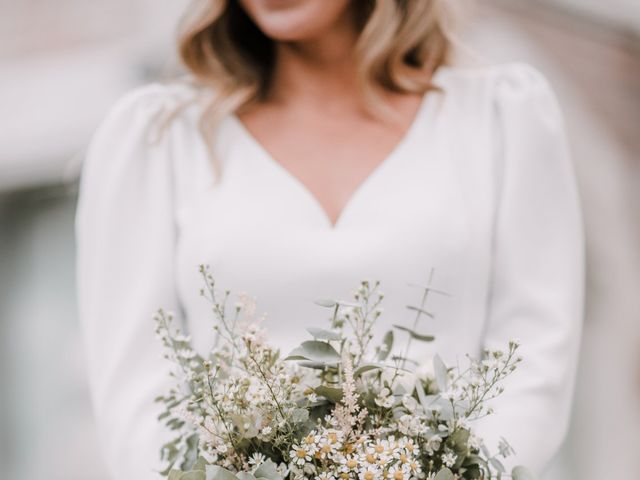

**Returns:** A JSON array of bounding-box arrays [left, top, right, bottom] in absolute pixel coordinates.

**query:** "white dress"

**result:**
[[75, 62, 585, 480]]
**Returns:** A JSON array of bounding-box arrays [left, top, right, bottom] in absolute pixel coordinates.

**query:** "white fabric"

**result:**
[[75, 62, 585, 480]]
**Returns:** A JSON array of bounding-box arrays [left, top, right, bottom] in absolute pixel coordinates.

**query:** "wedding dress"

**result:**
[[75, 62, 584, 480]]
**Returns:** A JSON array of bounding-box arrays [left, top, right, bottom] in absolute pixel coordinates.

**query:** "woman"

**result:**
[[75, 1, 585, 479]]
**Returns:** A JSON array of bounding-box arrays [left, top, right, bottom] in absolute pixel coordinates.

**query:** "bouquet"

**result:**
[[153, 265, 534, 480]]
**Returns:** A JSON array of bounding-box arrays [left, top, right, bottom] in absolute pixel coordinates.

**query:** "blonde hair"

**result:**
[[169, 0, 457, 180]]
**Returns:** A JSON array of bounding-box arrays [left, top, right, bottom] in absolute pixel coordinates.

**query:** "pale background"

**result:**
[[1, 1, 638, 479]]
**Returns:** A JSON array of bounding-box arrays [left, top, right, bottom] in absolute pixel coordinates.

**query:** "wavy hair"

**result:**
[[167, 0, 457, 180]]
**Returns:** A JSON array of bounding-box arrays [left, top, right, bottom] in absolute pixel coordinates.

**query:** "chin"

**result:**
[[239, 0, 353, 42]]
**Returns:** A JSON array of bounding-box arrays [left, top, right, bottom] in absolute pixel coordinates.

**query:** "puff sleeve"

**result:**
[[75, 84, 182, 479], [473, 64, 585, 476]]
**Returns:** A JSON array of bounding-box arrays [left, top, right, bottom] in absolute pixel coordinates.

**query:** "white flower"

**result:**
[[375, 394, 394, 409], [441, 452, 457, 468], [174, 333, 191, 342], [397, 414, 422, 436], [261, 426, 272, 436], [387, 464, 409, 480], [290, 445, 312, 466], [249, 452, 267, 466], [424, 435, 442, 455], [374, 387, 394, 408], [401, 395, 418, 412], [178, 349, 196, 359], [358, 467, 381, 480], [316, 472, 335, 480]]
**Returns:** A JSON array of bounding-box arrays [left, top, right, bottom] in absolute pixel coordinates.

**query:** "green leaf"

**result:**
[[449, 428, 470, 454], [434, 468, 454, 480], [193, 457, 207, 472], [236, 473, 256, 480], [377, 330, 394, 361], [286, 341, 340, 363], [168, 471, 184, 480], [463, 454, 490, 472], [313, 298, 337, 308], [337, 301, 360, 308], [206, 465, 239, 480], [354, 363, 382, 377], [181, 472, 206, 480], [480, 443, 491, 459], [307, 327, 342, 341], [489, 457, 506, 473], [314, 385, 344, 402], [433, 354, 449, 391], [393, 324, 435, 342], [297, 361, 338, 370], [415, 379, 432, 412], [254, 460, 282, 480], [511, 466, 536, 480], [405, 305, 435, 317]]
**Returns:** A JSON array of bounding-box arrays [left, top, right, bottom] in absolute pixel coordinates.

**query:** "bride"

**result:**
[[75, 0, 584, 479]]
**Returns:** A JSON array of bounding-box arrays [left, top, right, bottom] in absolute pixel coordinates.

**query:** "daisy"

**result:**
[[290, 445, 313, 466]]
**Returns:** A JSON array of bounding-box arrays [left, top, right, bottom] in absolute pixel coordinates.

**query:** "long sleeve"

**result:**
[[474, 64, 585, 475], [75, 84, 182, 479]]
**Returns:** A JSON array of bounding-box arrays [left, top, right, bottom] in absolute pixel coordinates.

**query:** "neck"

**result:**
[[267, 10, 362, 107]]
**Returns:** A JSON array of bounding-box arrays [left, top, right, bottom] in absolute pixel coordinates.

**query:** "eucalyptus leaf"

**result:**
[[337, 301, 360, 308], [480, 443, 491, 459], [433, 354, 449, 392], [284, 355, 310, 361], [287, 341, 340, 363], [314, 385, 344, 402], [307, 327, 342, 341], [354, 364, 382, 377], [236, 473, 257, 480], [434, 467, 454, 480], [254, 460, 282, 480], [169, 471, 184, 480], [463, 454, 490, 472], [193, 457, 207, 472], [405, 305, 435, 318], [181, 472, 206, 480], [449, 428, 470, 455], [206, 465, 239, 480], [415, 379, 433, 412], [489, 457, 506, 473], [393, 324, 435, 342], [313, 298, 337, 308], [298, 360, 338, 370], [512, 466, 536, 480], [434, 397, 454, 421]]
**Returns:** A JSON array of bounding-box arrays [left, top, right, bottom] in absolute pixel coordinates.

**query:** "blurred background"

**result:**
[[0, 0, 638, 479]]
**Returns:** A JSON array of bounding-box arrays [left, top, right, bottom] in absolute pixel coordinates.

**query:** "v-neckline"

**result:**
[[228, 91, 434, 230]]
